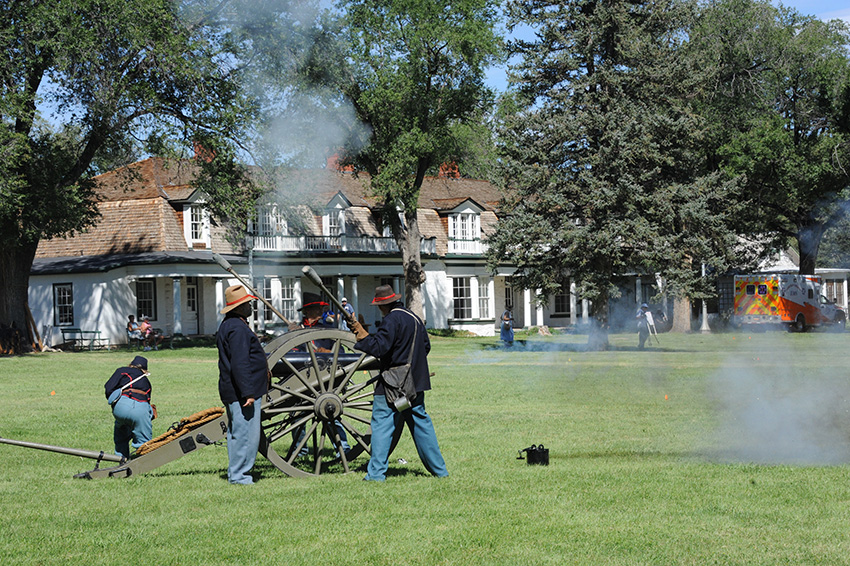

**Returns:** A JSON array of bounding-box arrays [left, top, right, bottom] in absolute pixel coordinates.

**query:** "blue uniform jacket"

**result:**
[[104, 367, 151, 403], [217, 315, 269, 404], [354, 304, 431, 395]]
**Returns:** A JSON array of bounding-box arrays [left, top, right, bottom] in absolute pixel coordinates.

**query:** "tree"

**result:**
[[699, 0, 850, 275], [488, 0, 740, 348], [0, 0, 302, 351], [297, 0, 501, 319]]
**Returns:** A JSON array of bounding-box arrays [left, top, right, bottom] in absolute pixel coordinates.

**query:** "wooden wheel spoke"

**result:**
[[268, 413, 314, 444], [286, 421, 318, 466], [279, 357, 320, 397], [339, 418, 372, 456], [306, 342, 326, 393]]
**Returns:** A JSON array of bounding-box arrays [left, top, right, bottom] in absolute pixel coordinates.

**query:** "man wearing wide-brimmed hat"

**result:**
[[352, 284, 448, 481], [216, 285, 269, 484]]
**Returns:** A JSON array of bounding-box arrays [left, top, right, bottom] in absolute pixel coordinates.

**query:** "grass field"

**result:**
[[1, 331, 849, 565]]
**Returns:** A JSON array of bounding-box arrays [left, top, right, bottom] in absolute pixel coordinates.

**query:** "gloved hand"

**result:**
[[350, 320, 369, 341]]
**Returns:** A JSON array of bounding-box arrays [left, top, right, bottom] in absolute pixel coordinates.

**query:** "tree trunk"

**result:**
[[797, 226, 824, 276], [399, 211, 427, 322], [586, 291, 609, 351], [670, 295, 691, 333], [0, 241, 38, 354]]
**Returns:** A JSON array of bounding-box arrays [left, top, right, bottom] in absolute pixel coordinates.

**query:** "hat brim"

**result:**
[[371, 293, 399, 305], [220, 294, 257, 314]]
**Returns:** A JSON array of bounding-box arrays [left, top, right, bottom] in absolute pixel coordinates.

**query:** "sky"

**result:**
[[484, 0, 850, 93]]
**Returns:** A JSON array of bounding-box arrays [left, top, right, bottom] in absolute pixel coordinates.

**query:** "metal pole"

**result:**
[[0, 436, 124, 462]]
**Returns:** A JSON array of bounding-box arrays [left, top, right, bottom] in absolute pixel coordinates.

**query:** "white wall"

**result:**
[[29, 272, 136, 347]]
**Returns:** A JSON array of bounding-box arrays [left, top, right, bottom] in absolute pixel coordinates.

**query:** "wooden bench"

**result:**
[[60, 328, 106, 351]]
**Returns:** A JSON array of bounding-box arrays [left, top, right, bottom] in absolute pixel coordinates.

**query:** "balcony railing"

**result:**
[[448, 238, 488, 255], [253, 234, 436, 255]]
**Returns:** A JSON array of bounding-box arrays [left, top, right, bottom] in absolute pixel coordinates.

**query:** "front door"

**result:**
[[183, 277, 199, 335]]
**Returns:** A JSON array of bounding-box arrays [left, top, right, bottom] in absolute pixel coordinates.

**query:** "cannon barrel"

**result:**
[[0, 436, 123, 462]]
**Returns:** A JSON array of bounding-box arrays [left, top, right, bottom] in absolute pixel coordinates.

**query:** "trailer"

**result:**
[[733, 274, 845, 332]]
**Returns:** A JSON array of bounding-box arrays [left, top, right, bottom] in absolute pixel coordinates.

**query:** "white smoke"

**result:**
[[707, 339, 850, 465]]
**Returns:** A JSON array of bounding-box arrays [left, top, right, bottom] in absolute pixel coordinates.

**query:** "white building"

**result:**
[[31, 157, 588, 347]]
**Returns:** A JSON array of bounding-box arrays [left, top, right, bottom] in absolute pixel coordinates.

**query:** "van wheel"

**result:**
[[793, 314, 806, 332], [832, 312, 845, 332]]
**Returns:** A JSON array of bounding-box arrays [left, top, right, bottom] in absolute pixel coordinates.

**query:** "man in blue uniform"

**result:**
[[217, 285, 269, 484], [105, 355, 154, 458], [351, 285, 448, 481]]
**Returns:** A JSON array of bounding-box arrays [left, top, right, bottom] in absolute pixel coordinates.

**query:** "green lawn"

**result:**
[[1, 331, 848, 565]]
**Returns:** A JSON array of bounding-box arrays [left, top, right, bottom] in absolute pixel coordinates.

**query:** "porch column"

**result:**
[[536, 288, 544, 326], [294, 276, 303, 312], [351, 276, 359, 318], [635, 277, 642, 306], [337, 276, 345, 328], [581, 299, 590, 321], [172, 278, 182, 336], [215, 278, 225, 324], [523, 288, 533, 328], [394, 276, 403, 303], [271, 277, 282, 318], [487, 277, 495, 319], [570, 280, 578, 326]]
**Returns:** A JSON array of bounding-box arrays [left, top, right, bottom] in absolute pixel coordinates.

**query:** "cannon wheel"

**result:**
[[259, 328, 379, 478]]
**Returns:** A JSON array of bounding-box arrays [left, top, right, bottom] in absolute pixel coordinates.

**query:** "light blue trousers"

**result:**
[[225, 400, 262, 485], [112, 397, 153, 458], [366, 393, 448, 481]]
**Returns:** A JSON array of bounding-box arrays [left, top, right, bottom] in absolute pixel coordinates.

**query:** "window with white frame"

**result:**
[[185, 204, 210, 247], [327, 209, 343, 236], [453, 277, 472, 319], [136, 279, 156, 320], [504, 279, 514, 310], [554, 280, 570, 316], [190, 205, 204, 240], [448, 211, 481, 253], [280, 278, 296, 321], [254, 205, 287, 250], [53, 283, 73, 326], [262, 278, 274, 323], [478, 279, 490, 319], [257, 205, 287, 236]]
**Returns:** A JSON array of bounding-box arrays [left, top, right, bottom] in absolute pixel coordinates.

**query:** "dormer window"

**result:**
[[183, 203, 210, 249], [326, 208, 343, 237], [253, 204, 287, 251], [448, 201, 483, 254]]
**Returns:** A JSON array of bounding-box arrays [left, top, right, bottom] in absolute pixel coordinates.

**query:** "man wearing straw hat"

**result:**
[[351, 284, 448, 481], [217, 285, 269, 484]]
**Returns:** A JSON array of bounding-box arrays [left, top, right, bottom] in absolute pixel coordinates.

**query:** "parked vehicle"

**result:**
[[733, 274, 845, 332]]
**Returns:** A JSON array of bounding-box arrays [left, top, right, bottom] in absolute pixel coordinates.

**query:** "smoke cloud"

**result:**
[[707, 340, 850, 465]]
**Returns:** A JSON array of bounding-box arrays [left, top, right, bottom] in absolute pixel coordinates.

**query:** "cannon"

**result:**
[[0, 327, 381, 478]]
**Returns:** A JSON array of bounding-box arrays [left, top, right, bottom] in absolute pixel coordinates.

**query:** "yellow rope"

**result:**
[[136, 407, 225, 456]]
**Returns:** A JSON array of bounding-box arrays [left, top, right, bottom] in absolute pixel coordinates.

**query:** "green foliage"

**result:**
[[2, 335, 850, 564], [0, 0, 308, 336], [490, 0, 741, 337], [696, 0, 850, 274]]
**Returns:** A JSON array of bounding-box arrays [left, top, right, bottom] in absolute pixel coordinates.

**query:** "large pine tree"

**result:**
[[488, 0, 739, 347]]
